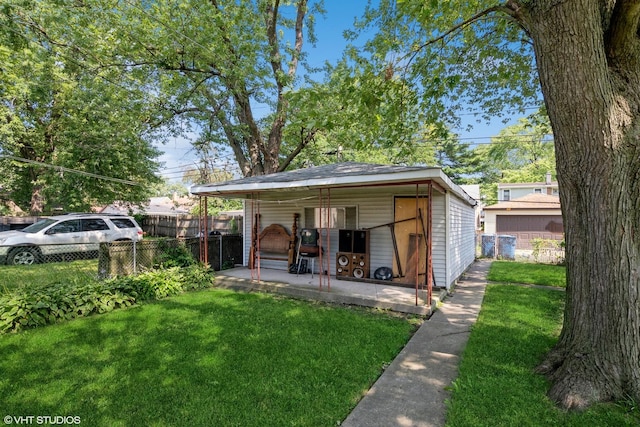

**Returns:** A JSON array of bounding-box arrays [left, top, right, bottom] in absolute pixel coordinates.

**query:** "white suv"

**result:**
[[0, 214, 144, 265]]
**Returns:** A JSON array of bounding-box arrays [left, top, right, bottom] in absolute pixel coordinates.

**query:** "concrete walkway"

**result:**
[[341, 259, 490, 427]]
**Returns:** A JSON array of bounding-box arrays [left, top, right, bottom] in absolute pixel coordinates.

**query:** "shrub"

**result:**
[[0, 282, 135, 333], [153, 239, 197, 268], [108, 266, 213, 299], [531, 238, 565, 264], [0, 265, 214, 334]]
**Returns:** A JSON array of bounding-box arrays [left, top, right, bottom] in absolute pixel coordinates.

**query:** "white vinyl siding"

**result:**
[[242, 187, 474, 287], [446, 194, 476, 288], [498, 186, 560, 200], [430, 194, 447, 289]]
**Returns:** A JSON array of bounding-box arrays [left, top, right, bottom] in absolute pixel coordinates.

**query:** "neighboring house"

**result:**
[[483, 193, 563, 249], [190, 162, 477, 292], [101, 196, 195, 215], [498, 172, 558, 201], [101, 197, 243, 237], [0, 201, 36, 231]]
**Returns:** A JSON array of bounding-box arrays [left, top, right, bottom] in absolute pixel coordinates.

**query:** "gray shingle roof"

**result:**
[[190, 162, 475, 206], [210, 162, 428, 187], [484, 193, 561, 210]]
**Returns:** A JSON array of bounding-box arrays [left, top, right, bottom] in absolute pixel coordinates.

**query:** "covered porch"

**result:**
[[213, 266, 447, 316], [191, 163, 477, 313]]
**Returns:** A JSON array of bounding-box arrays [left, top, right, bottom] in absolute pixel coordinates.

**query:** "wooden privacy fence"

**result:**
[[142, 214, 242, 238], [0, 216, 40, 231]]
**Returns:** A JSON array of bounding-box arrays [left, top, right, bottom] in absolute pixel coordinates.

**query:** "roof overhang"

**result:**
[[190, 163, 477, 207]]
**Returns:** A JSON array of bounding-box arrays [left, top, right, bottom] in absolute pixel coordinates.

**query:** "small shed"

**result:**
[[190, 162, 477, 305]]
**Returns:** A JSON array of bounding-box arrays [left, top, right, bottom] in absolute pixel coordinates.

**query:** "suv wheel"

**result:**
[[9, 247, 40, 265]]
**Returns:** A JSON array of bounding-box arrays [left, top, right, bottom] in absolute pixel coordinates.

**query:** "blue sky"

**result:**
[[158, 1, 521, 180]]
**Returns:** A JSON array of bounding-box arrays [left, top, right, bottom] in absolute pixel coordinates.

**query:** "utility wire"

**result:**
[[0, 155, 141, 186]]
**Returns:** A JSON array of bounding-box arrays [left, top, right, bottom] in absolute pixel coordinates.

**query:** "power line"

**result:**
[[0, 155, 141, 186]]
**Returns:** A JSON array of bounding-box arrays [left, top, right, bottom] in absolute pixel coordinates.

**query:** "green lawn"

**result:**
[[2, 260, 636, 426], [0, 288, 416, 426], [446, 284, 638, 426], [488, 260, 566, 287], [0, 260, 99, 293]]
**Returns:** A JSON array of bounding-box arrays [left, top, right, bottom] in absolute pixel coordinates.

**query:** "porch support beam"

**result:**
[[427, 182, 433, 307], [415, 184, 420, 306]]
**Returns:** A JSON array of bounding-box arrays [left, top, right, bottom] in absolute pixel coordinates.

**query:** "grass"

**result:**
[[0, 288, 416, 426], [488, 260, 566, 287], [0, 260, 99, 293], [446, 284, 638, 426], [2, 260, 636, 425]]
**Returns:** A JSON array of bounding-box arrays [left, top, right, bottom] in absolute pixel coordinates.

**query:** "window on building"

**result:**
[[304, 207, 357, 229], [534, 188, 542, 194], [502, 189, 510, 201]]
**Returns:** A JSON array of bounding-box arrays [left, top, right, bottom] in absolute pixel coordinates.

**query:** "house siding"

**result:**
[[498, 185, 559, 200], [241, 187, 473, 289], [447, 194, 476, 288], [431, 194, 447, 289]]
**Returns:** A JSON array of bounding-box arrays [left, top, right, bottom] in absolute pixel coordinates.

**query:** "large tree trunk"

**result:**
[[29, 184, 44, 215], [520, 0, 640, 409]]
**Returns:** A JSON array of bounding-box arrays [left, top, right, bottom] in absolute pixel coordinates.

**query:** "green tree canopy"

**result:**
[[0, 1, 162, 214], [472, 109, 555, 199], [356, 0, 640, 411], [23, 0, 326, 177]]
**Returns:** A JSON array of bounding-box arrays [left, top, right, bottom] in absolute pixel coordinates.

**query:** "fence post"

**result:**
[[133, 240, 137, 275]]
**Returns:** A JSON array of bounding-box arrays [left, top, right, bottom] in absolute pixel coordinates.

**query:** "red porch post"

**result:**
[[427, 182, 433, 307]]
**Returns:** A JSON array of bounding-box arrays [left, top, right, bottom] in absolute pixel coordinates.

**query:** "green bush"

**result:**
[[0, 282, 136, 333], [0, 265, 214, 334], [531, 238, 565, 264], [153, 239, 197, 268], [108, 266, 213, 299]]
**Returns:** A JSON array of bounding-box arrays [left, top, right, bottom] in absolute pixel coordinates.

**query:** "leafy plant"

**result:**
[[0, 282, 136, 333], [153, 239, 197, 268], [0, 265, 214, 334], [531, 238, 565, 264], [108, 266, 212, 300]]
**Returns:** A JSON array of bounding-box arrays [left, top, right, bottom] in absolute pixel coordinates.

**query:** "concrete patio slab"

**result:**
[[215, 267, 445, 316]]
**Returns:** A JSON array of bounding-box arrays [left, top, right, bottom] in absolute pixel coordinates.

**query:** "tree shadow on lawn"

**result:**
[[446, 284, 637, 426], [449, 284, 639, 425], [0, 289, 413, 426]]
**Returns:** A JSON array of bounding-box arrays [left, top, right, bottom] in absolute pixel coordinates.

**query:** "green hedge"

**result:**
[[0, 265, 214, 334]]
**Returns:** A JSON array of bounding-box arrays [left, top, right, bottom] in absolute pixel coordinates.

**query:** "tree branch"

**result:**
[[288, 0, 307, 77], [278, 126, 317, 172], [402, 4, 524, 67], [209, 0, 266, 175], [412, 6, 503, 51], [265, 0, 283, 91]]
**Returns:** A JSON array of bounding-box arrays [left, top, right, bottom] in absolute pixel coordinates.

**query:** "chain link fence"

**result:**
[[98, 236, 242, 277], [1, 236, 243, 292]]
